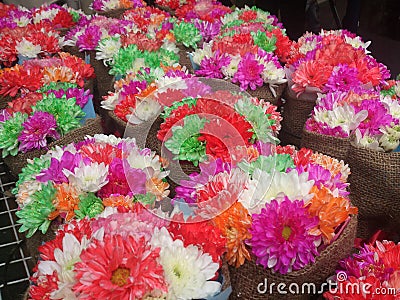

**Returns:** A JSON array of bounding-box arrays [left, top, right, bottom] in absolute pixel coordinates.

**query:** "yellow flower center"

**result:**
[[111, 268, 130, 287], [282, 225, 292, 241]]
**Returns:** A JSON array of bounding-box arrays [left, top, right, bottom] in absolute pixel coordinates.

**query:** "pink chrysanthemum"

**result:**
[[232, 53, 264, 91], [292, 60, 333, 95], [18, 111, 60, 153], [324, 64, 361, 92], [355, 99, 393, 136], [73, 234, 167, 299], [248, 198, 320, 274]]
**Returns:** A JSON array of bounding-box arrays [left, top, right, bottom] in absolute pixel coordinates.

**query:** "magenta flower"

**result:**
[[248, 198, 320, 274], [195, 51, 230, 79], [355, 99, 393, 135], [120, 80, 147, 98], [324, 64, 361, 92], [66, 88, 92, 108], [194, 20, 221, 43], [18, 112, 60, 153], [76, 25, 102, 51], [232, 53, 264, 91]]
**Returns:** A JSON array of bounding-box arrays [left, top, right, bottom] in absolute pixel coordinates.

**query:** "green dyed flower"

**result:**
[[75, 192, 104, 219], [165, 114, 208, 166], [134, 193, 156, 205], [135, 67, 164, 83], [110, 44, 143, 76], [172, 22, 202, 49], [238, 154, 295, 176], [380, 87, 397, 98], [162, 97, 197, 119], [39, 82, 77, 93], [33, 94, 85, 135], [158, 48, 179, 66], [143, 51, 162, 69], [251, 30, 276, 53], [234, 99, 278, 143], [16, 182, 56, 237], [222, 19, 244, 30], [0, 112, 27, 157], [70, 10, 81, 23], [13, 154, 51, 194]]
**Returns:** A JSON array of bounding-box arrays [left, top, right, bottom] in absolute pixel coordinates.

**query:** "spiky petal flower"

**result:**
[[63, 161, 109, 193], [248, 198, 320, 274], [18, 111, 60, 153], [232, 52, 264, 91]]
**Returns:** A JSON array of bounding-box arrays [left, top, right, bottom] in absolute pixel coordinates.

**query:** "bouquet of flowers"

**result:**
[[0, 53, 95, 97], [324, 240, 400, 299], [0, 23, 64, 66], [287, 30, 390, 97], [155, 0, 194, 11], [26, 203, 231, 299], [13, 134, 170, 238], [90, 0, 146, 12], [64, 15, 134, 52], [172, 19, 203, 50], [157, 93, 282, 166], [175, 0, 231, 24], [0, 81, 94, 157], [173, 145, 358, 297]]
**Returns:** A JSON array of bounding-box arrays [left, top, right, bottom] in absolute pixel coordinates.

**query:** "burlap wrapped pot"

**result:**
[[347, 143, 400, 233], [177, 44, 195, 73], [63, 45, 86, 61], [301, 128, 350, 162], [95, 8, 128, 19], [154, 4, 175, 15], [0, 95, 13, 110], [229, 215, 358, 299], [3, 115, 103, 177], [280, 87, 317, 148]]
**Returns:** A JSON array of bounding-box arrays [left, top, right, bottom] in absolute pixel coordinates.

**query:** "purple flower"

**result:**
[[91, 0, 103, 11], [195, 51, 230, 79], [0, 109, 11, 123], [120, 80, 147, 98], [355, 99, 393, 135], [317, 92, 347, 110], [36, 151, 83, 184], [66, 87, 92, 108], [324, 64, 361, 92], [232, 53, 264, 91], [247, 198, 320, 274], [76, 25, 101, 51], [183, 78, 212, 97], [194, 20, 221, 43], [18, 112, 60, 153]]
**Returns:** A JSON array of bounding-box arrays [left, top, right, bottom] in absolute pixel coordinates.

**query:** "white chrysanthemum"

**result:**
[[128, 98, 161, 124], [239, 168, 314, 214], [93, 133, 135, 145], [63, 162, 109, 193], [355, 129, 384, 151], [151, 228, 221, 300], [16, 180, 42, 207], [161, 40, 179, 54], [96, 37, 121, 64], [313, 104, 368, 135], [33, 8, 59, 24], [394, 81, 400, 97], [221, 10, 238, 25], [48, 144, 77, 160], [127, 58, 146, 74], [381, 95, 400, 120], [260, 61, 287, 84], [15, 16, 30, 27], [126, 148, 162, 173], [103, 0, 120, 10], [221, 55, 240, 78], [15, 38, 41, 58], [344, 35, 371, 54], [156, 74, 188, 90], [192, 42, 213, 66], [379, 132, 400, 152], [298, 37, 318, 55], [101, 91, 120, 110]]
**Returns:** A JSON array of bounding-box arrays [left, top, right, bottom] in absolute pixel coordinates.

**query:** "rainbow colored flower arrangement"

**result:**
[[30, 3, 85, 29], [13, 134, 170, 238], [218, 6, 292, 63], [0, 22, 63, 66], [64, 15, 134, 52], [91, 0, 146, 12], [155, 0, 194, 11], [175, 0, 231, 24], [157, 93, 282, 165], [122, 5, 172, 33], [304, 85, 400, 152], [0, 53, 95, 97], [287, 30, 391, 97], [26, 203, 230, 299], [102, 68, 212, 124], [174, 146, 358, 272], [324, 240, 400, 299], [0, 81, 94, 157]]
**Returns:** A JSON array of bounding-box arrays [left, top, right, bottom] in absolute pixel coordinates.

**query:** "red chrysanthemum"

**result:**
[[157, 104, 196, 141], [114, 94, 137, 122]]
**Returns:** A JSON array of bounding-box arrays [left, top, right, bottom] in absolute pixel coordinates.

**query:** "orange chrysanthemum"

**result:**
[[306, 186, 358, 243], [145, 177, 170, 200], [310, 152, 350, 182], [49, 183, 80, 221], [42, 66, 75, 85], [103, 195, 135, 209], [212, 201, 252, 267]]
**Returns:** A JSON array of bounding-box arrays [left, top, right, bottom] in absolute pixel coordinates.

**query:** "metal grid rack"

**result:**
[[0, 161, 32, 300]]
